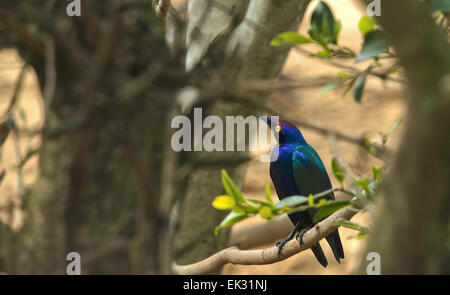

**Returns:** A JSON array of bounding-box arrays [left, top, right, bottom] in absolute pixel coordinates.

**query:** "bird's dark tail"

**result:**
[[326, 230, 345, 263], [311, 243, 328, 268]]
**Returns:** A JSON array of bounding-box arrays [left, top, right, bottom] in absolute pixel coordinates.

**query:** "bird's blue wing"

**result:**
[[291, 144, 334, 202], [292, 144, 345, 262]]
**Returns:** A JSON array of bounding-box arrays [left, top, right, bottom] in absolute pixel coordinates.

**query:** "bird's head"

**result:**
[[258, 115, 306, 146]]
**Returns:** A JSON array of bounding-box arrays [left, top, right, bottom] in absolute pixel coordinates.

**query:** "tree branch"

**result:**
[[172, 206, 358, 275]]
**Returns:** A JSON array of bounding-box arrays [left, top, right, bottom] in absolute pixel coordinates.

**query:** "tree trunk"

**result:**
[[358, 0, 450, 274]]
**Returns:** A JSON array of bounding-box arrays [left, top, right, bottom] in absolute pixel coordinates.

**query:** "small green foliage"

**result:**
[[308, 194, 315, 206], [316, 49, 331, 58], [232, 206, 246, 214], [270, 31, 311, 46], [371, 166, 384, 187], [215, 211, 249, 235], [382, 118, 403, 144], [428, 0, 450, 12], [313, 200, 351, 223], [308, 1, 339, 45], [318, 70, 357, 98], [343, 76, 358, 97], [316, 198, 329, 207], [246, 198, 272, 208], [334, 220, 367, 232], [265, 184, 274, 205], [331, 157, 346, 185], [275, 195, 309, 209], [358, 16, 375, 35], [355, 30, 388, 62], [337, 70, 350, 80], [355, 178, 371, 195], [212, 195, 236, 210], [259, 206, 273, 220], [353, 71, 368, 103], [221, 170, 245, 204], [318, 81, 342, 97]]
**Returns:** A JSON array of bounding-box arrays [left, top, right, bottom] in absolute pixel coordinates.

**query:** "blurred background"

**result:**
[[0, 0, 447, 274]]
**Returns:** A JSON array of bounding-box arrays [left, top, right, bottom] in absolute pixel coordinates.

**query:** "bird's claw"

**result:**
[[276, 239, 288, 257], [296, 225, 313, 247]]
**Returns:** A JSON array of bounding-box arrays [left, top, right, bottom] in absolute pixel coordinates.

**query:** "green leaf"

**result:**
[[316, 198, 329, 207], [355, 30, 388, 62], [333, 20, 342, 44], [355, 178, 371, 195], [355, 234, 368, 240], [337, 70, 351, 80], [270, 31, 311, 46], [361, 137, 376, 156], [313, 200, 351, 223], [265, 184, 273, 205], [358, 16, 375, 35], [212, 195, 236, 210], [309, 1, 339, 45], [316, 49, 331, 58], [343, 76, 357, 97], [246, 198, 272, 207], [387, 65, 400, 76], [331, 157, 346, 185], [275, 195, 309, 209], [429, 0, 450, 12], [318, 80, 342, 97], [259, 206, 273, 220], [215, 212, 249, 235], [221, 170, 245, 204], [232, 206, 246, 214], [221, 170, 235, 200], [308, 194, 315, 206], [372, 166, 384, 185], [353, 71, 368, 103], [334, 220, 368, 233], [383, 118, 403, 143]]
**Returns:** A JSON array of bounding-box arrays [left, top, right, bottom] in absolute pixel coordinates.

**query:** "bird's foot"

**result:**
[[276, 234, 295, 257], [296, 225, 313, 247]]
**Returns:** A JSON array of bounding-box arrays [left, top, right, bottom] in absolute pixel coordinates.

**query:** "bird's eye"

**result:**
[[275, 125, 281, 133]]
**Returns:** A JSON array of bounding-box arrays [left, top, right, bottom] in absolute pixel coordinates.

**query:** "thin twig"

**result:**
[[231, 93, 365, 146], [292, 46, 406, 84]]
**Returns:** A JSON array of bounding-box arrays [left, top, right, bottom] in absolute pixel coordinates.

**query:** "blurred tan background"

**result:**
[[0, 0, 406, 274]]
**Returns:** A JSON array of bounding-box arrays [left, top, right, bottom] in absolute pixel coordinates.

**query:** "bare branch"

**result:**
[[231, 93, 365, 146], [172, 206, 358, 275], [234, 75, 335, 92]]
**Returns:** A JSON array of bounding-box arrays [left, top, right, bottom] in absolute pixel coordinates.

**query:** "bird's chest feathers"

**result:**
[[270, 146, 300, 198]]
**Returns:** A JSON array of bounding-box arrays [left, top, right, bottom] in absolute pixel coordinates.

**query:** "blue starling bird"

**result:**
[[260, 116, 344, 268]]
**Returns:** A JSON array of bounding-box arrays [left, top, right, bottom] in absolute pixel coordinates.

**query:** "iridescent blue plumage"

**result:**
[[261, 116, 344, 268]]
